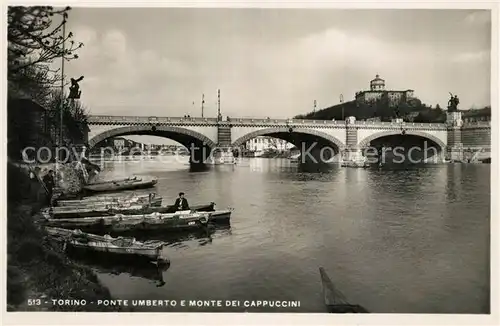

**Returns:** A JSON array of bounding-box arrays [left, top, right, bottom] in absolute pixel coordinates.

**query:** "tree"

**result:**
[[46, 90, 88, 123], [44, 90, 89, 144], [8, 6, 83, 102]]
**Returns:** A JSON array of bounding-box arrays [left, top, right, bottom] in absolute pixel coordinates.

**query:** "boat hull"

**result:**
[[47, 203, 216, 219], [83, 177, 158, 193], [56, 195, 162, 208], [68, 241, 162, 260], [43, 212, 216, 234], [45, 227, 165, 262]]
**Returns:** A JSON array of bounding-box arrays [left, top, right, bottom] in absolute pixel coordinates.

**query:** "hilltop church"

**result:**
[[355, 74, 415, 107]]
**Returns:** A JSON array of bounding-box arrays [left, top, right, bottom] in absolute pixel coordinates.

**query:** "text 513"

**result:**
[[27, 299, 42, 306]]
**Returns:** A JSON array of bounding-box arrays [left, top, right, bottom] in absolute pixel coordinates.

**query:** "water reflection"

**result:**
[[68, 250, 170, 287], [297, 162, 337, 173]]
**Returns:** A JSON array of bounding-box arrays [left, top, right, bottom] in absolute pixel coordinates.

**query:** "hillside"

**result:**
[[294, 98, 490, 123]]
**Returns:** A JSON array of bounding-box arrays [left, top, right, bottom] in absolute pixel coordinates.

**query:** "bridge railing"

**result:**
[[353, 121, 446, 129], [88, 115, 219, 124], [226, 118, 446, 129], [88, 115, 447, 129], [227, 117, 342, 125]]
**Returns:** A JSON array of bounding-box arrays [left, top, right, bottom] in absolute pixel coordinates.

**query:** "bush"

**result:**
[[6, 164, 114, 311]]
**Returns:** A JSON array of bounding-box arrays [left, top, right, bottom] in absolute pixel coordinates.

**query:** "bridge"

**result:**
[[86, 113, 491, 164]]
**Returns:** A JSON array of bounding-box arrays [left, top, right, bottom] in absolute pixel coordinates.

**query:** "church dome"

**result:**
[[370, 74, 385, 91]]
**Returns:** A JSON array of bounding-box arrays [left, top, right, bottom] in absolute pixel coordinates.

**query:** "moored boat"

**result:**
[[319, 267, 369, 313], [162, 202, 216, 214], [42, 211, 215, 234], [56, 193, 162, 207], [45, 202, 217, 219], [45, 227, 167, 262], [83, 175, 158, 193]]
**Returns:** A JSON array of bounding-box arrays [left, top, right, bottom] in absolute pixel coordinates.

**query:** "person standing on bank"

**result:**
[[174, 192, 190, 211], [42, 170, 55, 206]]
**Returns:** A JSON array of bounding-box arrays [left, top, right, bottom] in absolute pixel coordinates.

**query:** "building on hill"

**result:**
[[355, 74, 415, 107], [294, 74, 421, 121]]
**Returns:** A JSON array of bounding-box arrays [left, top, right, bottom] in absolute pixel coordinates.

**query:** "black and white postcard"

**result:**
[[2, 2, 498, 326]]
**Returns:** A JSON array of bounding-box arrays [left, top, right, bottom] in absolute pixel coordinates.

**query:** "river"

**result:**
[[87, 157, 490, 314]]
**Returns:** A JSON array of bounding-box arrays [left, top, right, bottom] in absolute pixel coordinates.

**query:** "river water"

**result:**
[[88, 157, 490, 314]]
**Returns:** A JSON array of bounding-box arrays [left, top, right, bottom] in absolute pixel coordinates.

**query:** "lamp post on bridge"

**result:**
[[340, 94, 344, 120], [217, 89, 221, 121], [201, 94, 205, 118]]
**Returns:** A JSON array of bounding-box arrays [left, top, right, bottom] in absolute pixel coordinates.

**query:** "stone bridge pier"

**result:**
[[187, 144, 214, 166]]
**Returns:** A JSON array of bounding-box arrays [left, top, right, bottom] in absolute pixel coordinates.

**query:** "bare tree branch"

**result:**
[[8, 6, 84, 99]]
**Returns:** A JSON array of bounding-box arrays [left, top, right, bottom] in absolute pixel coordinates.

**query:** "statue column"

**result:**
[[446, 111, 464, 161], [343, 116, 365, 164]]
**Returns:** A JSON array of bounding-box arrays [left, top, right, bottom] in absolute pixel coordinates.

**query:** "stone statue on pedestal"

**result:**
[[68, 76, 84, 99], [447, 93, 460, 112]]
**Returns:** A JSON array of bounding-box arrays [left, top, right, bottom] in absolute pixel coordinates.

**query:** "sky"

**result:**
[[62, 8, 492, 144]]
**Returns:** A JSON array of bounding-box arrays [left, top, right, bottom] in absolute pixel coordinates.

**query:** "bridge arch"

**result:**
[[231, 127, 345, 150], [88, 125, 218, 150], [358, 130, 446, 151]]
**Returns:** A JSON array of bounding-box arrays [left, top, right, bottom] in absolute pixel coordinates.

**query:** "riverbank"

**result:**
[[6, 162, 121, 312]]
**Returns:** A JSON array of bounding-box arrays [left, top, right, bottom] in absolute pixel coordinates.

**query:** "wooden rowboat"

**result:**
[[46, 202, 217, 219], [83, 176, 158, 193], [43, 211, 215, 233], [56, 193, 162, 207], [319, 267, 369, 313], [161, 202, 215, 214], [45, 227, 167, 262]]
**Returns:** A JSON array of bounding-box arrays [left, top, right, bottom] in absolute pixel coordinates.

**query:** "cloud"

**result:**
[[66, 22, 490, 119], [66, 26, 191, 113]]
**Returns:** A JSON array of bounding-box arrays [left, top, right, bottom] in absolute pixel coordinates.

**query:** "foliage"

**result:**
[[412, 107, 447, 123], [8, 6, 83, 102], [462, 106, 491, 118], [46, 90, 89, 134], [294, 96, 490, 123], [6, 9, 111, 311], [7, 163, 116, 311], [8, 6, 89, 148]]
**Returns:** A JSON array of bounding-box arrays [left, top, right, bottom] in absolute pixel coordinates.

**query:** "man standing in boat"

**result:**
[[174, 192, 190, 211]]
